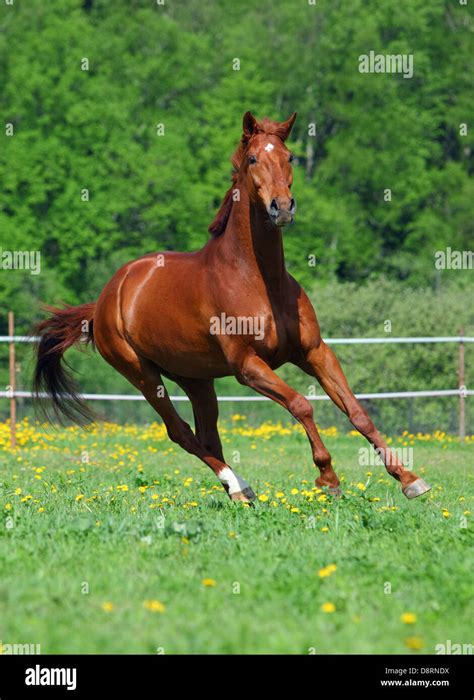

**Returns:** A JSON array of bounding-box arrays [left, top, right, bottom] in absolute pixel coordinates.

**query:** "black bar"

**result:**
[[0, 654, 471, 697]]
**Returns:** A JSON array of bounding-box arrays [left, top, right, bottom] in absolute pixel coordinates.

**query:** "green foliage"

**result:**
[[1, 0, 472, 325]]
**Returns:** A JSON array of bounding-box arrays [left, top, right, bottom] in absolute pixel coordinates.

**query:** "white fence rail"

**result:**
[[1, 335, 474, 345], [0, 388, 472, 402]]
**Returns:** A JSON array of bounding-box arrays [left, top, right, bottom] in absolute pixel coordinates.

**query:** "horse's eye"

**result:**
[[248, 155, 257, 165], [289, 153, 295, 163]]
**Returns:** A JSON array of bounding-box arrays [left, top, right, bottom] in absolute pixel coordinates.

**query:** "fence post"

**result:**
[[8, 311, 16, 449], [458, 327, 465, 443]]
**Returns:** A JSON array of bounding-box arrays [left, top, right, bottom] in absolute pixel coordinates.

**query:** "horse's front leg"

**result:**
[[233, 349, 341, 493], [297, 340, 431, 499]]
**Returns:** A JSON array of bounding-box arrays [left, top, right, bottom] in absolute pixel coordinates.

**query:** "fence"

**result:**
[[1, 312, 472, 448]]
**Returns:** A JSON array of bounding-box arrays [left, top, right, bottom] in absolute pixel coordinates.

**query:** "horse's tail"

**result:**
[[33, 302, 96, 425]]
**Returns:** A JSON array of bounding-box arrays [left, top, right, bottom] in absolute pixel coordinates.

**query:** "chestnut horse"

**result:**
[[34, 111, 431, 502]]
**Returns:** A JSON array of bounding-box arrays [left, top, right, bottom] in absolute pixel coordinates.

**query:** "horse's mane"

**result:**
[[208, 118, 287, 237]]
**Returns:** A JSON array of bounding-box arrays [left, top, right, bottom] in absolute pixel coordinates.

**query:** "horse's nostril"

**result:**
[[289, 198, 296, 211], [270, 199, 279, 212]]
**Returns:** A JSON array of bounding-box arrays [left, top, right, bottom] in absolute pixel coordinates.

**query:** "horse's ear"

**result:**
[[276, 112, 297, 141], [242, 111, 259, 140]]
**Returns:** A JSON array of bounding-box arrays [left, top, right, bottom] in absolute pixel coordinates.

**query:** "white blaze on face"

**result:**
[[218, 467, 251, 495], [264, 143, 274, 152]]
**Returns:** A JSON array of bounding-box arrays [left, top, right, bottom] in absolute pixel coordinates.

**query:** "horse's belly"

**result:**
[[150, 343, 232, 379]]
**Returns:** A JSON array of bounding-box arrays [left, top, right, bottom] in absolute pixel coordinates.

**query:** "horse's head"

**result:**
[[240, 111, 297, 227]]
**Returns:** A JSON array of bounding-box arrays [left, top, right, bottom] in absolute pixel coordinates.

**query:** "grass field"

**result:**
[[0, 417, 472, 655]]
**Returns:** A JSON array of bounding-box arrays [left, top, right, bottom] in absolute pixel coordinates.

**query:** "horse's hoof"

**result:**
[[327, 485, 343, 498], [402, 478, 432, 499], [230, 487, 256, 503], [316, 480, 342, 498]]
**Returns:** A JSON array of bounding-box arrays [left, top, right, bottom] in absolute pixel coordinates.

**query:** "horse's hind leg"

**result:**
[[96, 338, 255, 502], [173, 376, 257, 501], [173, 377, 225, 462], [297, 341, 431, 499], [172, 376, 255, 501]]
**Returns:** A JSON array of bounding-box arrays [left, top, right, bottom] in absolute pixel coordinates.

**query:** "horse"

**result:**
[[34, 111, 431, 502]]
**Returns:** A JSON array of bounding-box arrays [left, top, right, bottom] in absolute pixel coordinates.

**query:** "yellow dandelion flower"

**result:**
[[356, 482, 366, 491], [258, 494, 269, 502], [290, 488, 299, 495], [101, 602, 114, 613], [318, 564, 337, 578], [143, 600, 166, 613], [4, 503, 12, 511], [290, 507, 299, 513], [401, 612, 417, 624], [405, 636, 424, 650], [321, 526, 329, 533], [202, 578, 216, 587], [321, 602, 336, 613]]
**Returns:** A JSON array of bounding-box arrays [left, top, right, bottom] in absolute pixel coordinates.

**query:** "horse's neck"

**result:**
[[217, 185, 287, 294]]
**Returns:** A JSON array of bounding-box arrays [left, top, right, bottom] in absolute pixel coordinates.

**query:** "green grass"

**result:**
[[0, 419, 472, 654]]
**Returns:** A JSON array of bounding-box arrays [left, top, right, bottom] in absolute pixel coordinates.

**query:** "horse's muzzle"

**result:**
[[268, 197, 296, 226]]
